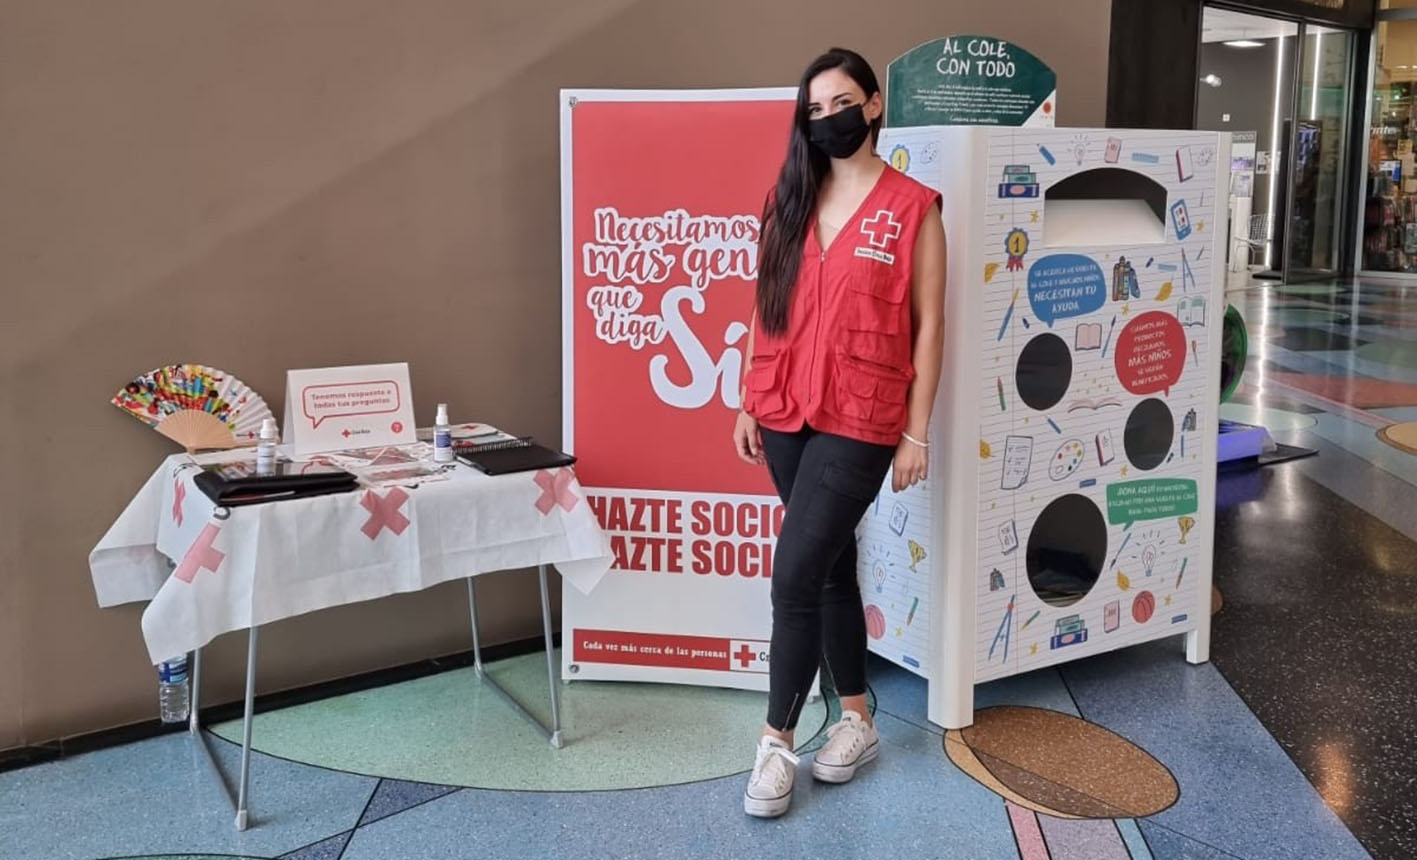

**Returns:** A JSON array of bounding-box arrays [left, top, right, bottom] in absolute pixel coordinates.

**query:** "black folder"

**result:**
[[194, 458, 358, 507], [454, 438, 576, 475]]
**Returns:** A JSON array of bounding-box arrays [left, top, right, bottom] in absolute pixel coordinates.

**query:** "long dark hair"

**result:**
[[756, 48, 882, 335]]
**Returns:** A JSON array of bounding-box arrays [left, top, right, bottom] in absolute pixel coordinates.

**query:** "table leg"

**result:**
[[234, 625, 258, 830], [538, 563, 564, 749], [186, 632, 259, 831], [189, 648, 202, 735], [467, 570, 564, 748]]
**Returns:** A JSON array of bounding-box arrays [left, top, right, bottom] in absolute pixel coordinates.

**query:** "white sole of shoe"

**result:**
[[811, 739, 879, 783], [743, 789, 792, 818]]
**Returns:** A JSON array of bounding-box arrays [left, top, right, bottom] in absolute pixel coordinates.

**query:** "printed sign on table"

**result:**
[[560, 89, 795, 691], [283, 363, 416, 457]]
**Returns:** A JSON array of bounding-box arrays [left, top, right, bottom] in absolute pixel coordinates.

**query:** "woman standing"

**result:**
[[733, 47, 946, 818]]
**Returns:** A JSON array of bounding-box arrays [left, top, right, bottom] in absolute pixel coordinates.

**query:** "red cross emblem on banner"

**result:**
[[860, 209, 902, 249], [360, 488, 410, 539], [533, 468, 579, 515], [172, 479, 186, 526], [174, 524, 225, 584]]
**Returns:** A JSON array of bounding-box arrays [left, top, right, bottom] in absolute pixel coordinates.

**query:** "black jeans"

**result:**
[[759, 423, 896, 731]]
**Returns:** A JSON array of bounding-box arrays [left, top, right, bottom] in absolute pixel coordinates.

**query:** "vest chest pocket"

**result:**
[[839, 257, 911, 367], [845, 257, 908, 322]]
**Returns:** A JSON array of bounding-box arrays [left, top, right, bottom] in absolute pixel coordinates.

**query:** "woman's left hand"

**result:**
[[892, 434, 929, 493]]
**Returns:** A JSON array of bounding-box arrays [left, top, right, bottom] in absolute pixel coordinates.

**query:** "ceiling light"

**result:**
[[1201, 74, 1223, 88], [1225, 39, 1265, 48]]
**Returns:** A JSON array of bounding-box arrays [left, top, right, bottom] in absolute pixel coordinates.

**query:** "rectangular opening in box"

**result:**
[[1042, 168, 1168, 247]]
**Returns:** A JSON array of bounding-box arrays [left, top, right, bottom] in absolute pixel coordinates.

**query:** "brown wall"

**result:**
[[0, 0, 1111, 749]]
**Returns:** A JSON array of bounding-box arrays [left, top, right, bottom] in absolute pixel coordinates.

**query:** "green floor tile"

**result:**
[[212, 650, 829, 791]]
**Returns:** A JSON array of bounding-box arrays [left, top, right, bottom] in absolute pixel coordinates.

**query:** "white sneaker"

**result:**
[[743, 736, 800, 818], [811, 710, 879, 783]]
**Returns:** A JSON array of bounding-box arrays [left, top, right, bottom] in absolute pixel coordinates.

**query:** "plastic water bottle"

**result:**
[[158, 655, 190, 724]]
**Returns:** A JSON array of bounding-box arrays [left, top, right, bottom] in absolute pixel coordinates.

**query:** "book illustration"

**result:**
[[1050, 614, 1089, 650], [1068, 397, 1122, 413], [1176, 146, 1195, 182], [1075, 323, 1103, 351], [1104, 137, 1122, 163], [1177, 296, 1207, 326], [1111, 257, 1140, 301], [890, 501, 910, 536], [1095, 429, 1117, 466], [998, 164, 1039, 198], [998, 519, 1019, 555]]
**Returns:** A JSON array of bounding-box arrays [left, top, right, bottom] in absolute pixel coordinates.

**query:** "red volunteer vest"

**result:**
[[744, 166, 941, 446]]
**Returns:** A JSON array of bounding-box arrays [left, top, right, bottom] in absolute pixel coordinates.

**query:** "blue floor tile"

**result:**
[[0, 733, 374, 860], [357, 779, 459, 827], [1061, 641, 1372, 860], [280, 830, 351, 860], [341, 711, 1017, 860]]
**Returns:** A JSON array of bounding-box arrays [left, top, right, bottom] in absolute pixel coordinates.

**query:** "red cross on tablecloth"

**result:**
[[360, 488, 410, 539], [533, 468, 579, 515], [174, 524, 224, 584], [172, 479, 186, 527]]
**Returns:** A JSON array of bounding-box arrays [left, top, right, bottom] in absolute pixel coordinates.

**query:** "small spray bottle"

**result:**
[[434, 403, 454, 463], [256, 417, 278, 474]]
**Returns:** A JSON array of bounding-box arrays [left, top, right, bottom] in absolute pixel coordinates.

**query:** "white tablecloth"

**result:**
[[90, 454, 612, 664]]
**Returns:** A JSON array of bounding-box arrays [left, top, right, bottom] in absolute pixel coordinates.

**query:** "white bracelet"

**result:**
[[901, 431, 929, 449]]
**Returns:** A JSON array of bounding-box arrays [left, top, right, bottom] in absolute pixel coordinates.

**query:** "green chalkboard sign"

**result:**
[[886, 36, 1057, 128]]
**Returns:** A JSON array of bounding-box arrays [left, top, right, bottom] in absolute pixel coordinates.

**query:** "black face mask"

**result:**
[[807, 103, 871, 159]]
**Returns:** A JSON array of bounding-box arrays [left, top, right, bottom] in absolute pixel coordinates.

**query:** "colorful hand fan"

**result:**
[[112, 364, 272, 450]]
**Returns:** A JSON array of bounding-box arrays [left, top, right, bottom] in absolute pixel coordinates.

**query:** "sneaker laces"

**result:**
[[824, 713, 868, 755], [751, 741, 800, 789]]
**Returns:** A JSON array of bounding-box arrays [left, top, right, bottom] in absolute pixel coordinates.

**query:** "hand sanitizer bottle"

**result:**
[[434, 404, 454, 462], [256, 417, 278, 474]]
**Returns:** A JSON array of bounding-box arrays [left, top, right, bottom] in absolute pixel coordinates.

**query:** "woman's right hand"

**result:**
[[733, 409, 765, 465]]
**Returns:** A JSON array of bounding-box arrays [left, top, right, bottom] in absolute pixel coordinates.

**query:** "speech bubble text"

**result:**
[[302, 381, 402, 429], [1106, 478, 1198, 526], [1026, 254, 1107, 327], [1114, 311, 1186, 396]]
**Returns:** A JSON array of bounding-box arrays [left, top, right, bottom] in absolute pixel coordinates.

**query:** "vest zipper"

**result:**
[[808, 249, 825, 406]]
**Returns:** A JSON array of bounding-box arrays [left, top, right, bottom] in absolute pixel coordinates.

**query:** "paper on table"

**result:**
[[357, 462, 452, 489], [416, 422, 502, 441]]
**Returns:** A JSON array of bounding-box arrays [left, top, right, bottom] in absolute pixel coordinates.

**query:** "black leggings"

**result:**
[[759, 423, 896, 731]]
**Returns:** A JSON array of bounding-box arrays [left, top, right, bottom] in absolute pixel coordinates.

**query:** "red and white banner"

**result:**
[[560, 89, 795, 689]]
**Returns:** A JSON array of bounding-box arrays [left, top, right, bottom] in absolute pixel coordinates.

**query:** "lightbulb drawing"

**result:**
[[1142, 544, 1157, 578], [872, 561, 887, 594], [1178, 516, 1196, 544], [1071, 133, 1089, 166]]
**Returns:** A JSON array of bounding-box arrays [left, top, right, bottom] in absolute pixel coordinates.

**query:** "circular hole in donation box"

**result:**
[[1026, 494, 1107, 608], [1124, 398, 1174, 471], [1016, 333, 1073, 412]]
